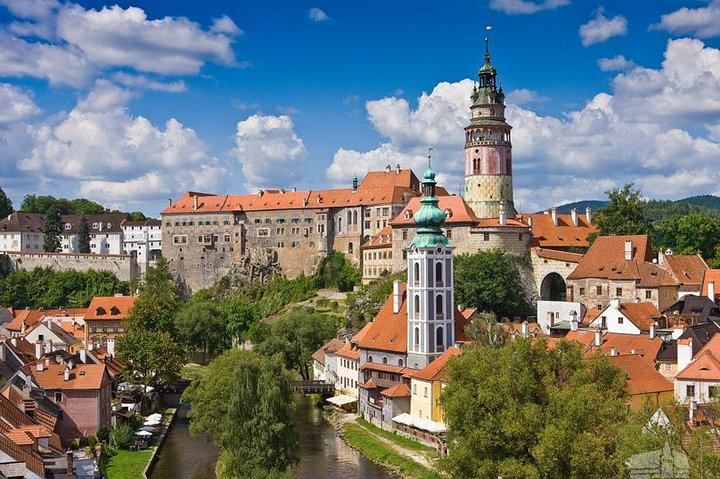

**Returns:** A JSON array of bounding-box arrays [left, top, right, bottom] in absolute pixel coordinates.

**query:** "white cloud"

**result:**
[[579, 9, 628, 46], [653, 1, 720, 39], [0, 0, 59, 38], [12, 81, 225, 204], [489, 0, 569, 15], [234, 114, 308, 191], [506, 88, 548, 105], [56, 4, 238, 75], [111, 72, 187, 93], [326, 38, 720, 210], [308, 7, 330, 22], [597, 55, 635, 71], [210, 15, 243, 35], [0, 84, 40, 124]]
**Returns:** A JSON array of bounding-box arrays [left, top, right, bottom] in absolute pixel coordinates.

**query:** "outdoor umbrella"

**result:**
[[135, 430, 153, 437]]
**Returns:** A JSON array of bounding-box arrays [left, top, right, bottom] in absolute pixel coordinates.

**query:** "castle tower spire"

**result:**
[[464, 32, 515, 219], [406, 148, 455, 369]]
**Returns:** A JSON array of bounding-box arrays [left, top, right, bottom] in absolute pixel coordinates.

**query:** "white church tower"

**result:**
[[406, 152, 455, 370]]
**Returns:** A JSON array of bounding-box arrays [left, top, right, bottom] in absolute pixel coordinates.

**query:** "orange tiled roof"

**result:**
[[618, 302, 661, 330], [459, 307, 476, 321], [390, 195, 479, 226], [662, 254, 708, 289], [410, 347, 462, 382], [359, 285, 408, 353], [506, 322, 544, 338], [85, 296, 136, 321], [360, 379, 378, 389], [609, 354, 673, 395], [360, 362, 408, 374], [676, 349, 720, 381], [518, 212, 597, 248], [362, 226, 393, 250], [592, 333, 664, 362], [702, 269, 720, 298], [533, 247, 583, 263], [336, 323, 373, 360], [312, 338, 345, 365], [6, 308, 84, 332], [568, 235, 665, 283], [28, 363, 109, 390], [381, 383, 411, 398], [581, 308, 603, 326]]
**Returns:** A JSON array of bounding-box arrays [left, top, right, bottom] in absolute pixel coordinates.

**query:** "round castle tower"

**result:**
[[464, 36, 515, 219]]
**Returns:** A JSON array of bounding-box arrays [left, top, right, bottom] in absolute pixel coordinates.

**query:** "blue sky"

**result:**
[[1, 0, 720, 216]]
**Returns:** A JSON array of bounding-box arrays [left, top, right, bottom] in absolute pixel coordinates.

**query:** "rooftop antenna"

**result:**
[[427, 147, 434, 169]]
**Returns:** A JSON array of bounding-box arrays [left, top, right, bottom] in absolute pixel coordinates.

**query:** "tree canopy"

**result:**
[[175, 301, 230, 360], [21, 195, 107, 215], [314, 251, 361, 292], [346, 270, 405, 329], [125, 257, 179, 334], [183, 349, 298, 478], [453, 249, 529, 318], [591, 184, 652, 242], [441, 338, 635, 478], [42, 208, 62, 252], [0, 187, 12, 218], [77, 214, 91, 254]]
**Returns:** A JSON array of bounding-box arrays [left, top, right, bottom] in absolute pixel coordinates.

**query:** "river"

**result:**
[[150, 395, 395, 478]]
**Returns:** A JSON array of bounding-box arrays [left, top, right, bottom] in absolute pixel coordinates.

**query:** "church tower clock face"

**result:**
[[464, 36, 515, 220]]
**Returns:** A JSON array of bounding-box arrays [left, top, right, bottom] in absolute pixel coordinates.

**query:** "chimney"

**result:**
[[392, 281, 402, 314], [63, 367, 70, 381], [709, 281, 716, 304], [571, 318, 578, 331], [571, 208, 578, 227], [193, 195, 198, 211], [527, 216, 533, 228], [167, 198, 172, 207], [396, 164, 401, 174], [68, 360, 74, 370], [630, 348, 637, 354], [45, 339, 53, 354], [352, 175, 358, 192], [499, 202, 507, 226], [610, 298, 620, 309], [610, 347, 618, 356], [106, 338, 115, 356], [649, 322, 656, 339], [35, 341, 42, 360], [521, 320, 529, 337], [36, 362, 43, 372], [585, 207, 592, 225], [66, 451, 74, 476], [677, 338, 693, 373], [80, 349, 87, 364], [594, 330, 602, 347], [550, 207, 558, 226], [385, 164, 391, 173], [624, 240, 633, 261]]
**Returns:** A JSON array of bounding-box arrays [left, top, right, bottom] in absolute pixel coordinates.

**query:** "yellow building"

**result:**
[[609, 354, 674, 411], [409, 347, 462, 423]]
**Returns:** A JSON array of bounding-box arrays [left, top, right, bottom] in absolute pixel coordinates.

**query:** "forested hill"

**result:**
[[551, 194, 720, 221]]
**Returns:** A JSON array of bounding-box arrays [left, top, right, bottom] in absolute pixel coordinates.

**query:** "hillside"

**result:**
[[551, 194, 720, 219]]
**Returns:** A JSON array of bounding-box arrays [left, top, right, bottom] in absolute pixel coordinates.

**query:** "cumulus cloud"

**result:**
[[0, 0, 59, 38], [233, 114, 308, 191], [326, 38, 720, 210], [0, 84, 40, 124], [506, 88, 548, 105], [653, 1, 720, 38], [579, 9, 628, 46], [308, 7, 330, 22], [211, 15, 243, 35], [489, 0, 569, 15], [12, 81, 226, 204], [56, 4, 238, 75], [597, 55, 635, 71], [111, 72, 187, 93]]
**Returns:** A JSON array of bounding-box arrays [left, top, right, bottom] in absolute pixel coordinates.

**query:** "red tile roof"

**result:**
[[518, 212, 597, 248], [335, 323, 373, 360], [362, 226, 393, 250], [359, 285, 408, 353], [618, 302, 661, 330], [390, 195, 479, 226], [609, 354, 673, 395], [533, 247, 583, 263], [85, 296, 136, 321], [360, 379, 378, 389], [410, 347, 462, 382], [592, 333, 664, 362], [312, 338, 345, 365], [661, 254, 708, 290], [380, 383, 411, 398], [360, 362, 408, 374], [702, 269, 720, 300], [6, 308, 87, 332], [28, 363, 109, 390], [676, 346, 720, 381], [582, 308, 603, 326]]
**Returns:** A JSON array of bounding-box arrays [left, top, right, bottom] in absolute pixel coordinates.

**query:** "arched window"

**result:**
[[413, 262, 420, 285], [435, 262, 443, 285], [337, 216, 343, 233], [436, 326, 444, 348], [352, 210, 358, 225], [398, 358, 404, 367], [368, 355, 374, 363], [382, 356, 388, 365], [436, 294, 444, 318], [414, 327, 420, 348], [414, 295, 420, 319]]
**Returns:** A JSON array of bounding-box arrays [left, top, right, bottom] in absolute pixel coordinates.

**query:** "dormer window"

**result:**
[[92, 223, 99, 229], [110, 306, 120, 315], [404, 210, 412, 220], [95, 307, 106, 316], [64, 223, 72, 230], [444, 209, 452, 219]]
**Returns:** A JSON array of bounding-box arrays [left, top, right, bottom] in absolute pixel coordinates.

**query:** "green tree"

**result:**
[[314, 251, 361, 292], [116, 329, 184, 386], [42, 208, 63, 252], [463, 311, 507, 348], [175, 301, 229, 360], [454, 249, 529, 318], [127, 211, 149, 221], [441, 338, 633, 478], [655, 212, 720, 260], [183, 350, 298, 478], [0, 187, 12, 218], [591, 183, 652, 242], [77, 214, 91, 253], [221, 297, 259, 345], [21, 194, 106, 215], [346, 270, 405, 329], [125, 257, 179, 334], [254, 307, 337, 380]]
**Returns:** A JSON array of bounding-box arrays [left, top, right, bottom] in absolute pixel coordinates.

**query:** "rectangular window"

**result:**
[[424, 387, 428, 398], [645, 290, 652, 300], [687, 385, 696, 398], [257, 228, 270, 237], [54, 392, 63, 403], [579, 287, 585, 295], [617, 317, 624, 324], [597, 285, 603, 295], [483, 233, 490, 241], [616, 288, 623, 296]]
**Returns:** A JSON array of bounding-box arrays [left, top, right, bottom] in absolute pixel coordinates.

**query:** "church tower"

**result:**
[[406, 153, 455, 370], [464, 36, 515, 219]]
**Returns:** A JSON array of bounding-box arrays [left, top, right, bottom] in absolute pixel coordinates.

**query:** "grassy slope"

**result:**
[[355, 417, 435, 453], [104, 449, 154, 479]]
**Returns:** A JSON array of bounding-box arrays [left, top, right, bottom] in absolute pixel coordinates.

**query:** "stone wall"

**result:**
[[1, 251, 138, 282], [530, 251, 580, 300]]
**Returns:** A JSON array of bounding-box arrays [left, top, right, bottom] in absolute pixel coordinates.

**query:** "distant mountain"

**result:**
[[547, 194, 720, 220], [676, 195, 720, 211], [541, 200, 607, 214]]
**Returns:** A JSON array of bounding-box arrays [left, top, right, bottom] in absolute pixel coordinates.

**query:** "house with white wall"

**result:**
[[587, 298, 661, 335], [674, 335, 720, 404]]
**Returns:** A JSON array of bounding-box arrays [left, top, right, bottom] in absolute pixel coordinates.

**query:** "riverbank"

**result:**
[[333, 413, 442, 479]]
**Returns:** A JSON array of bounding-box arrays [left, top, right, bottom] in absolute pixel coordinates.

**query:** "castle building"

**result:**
[[464, 37, 514, 220]]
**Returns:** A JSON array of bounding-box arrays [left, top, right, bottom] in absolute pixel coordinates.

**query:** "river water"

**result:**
[[150, 395, 395, 478]]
